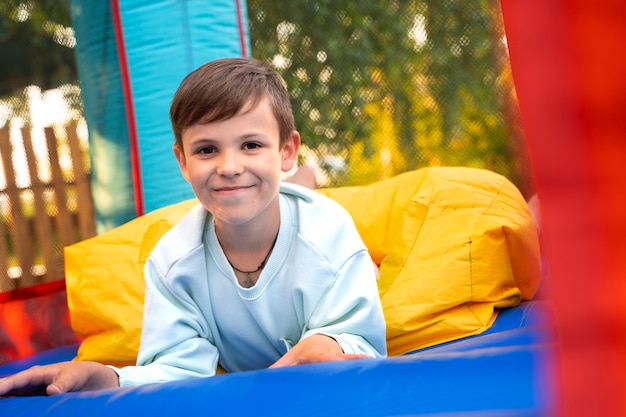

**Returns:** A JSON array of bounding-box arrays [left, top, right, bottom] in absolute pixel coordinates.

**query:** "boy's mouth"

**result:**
[[214, 185, 253, 192]]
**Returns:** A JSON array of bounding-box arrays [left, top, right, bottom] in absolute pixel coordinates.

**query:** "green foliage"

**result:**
[[0, 0, 529, 192], [0, 0, 77, 97], [248, 0, 528, 191]]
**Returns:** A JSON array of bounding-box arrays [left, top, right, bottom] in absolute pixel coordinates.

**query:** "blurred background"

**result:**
[[0, 0, 533, 330], [0, 0, 533, 290], [3, 2, 625, 414]]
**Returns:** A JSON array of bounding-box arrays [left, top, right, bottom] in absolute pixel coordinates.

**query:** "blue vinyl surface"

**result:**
[[0, 302, 556, 416]]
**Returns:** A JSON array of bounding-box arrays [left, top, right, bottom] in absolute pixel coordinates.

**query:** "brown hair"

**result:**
[[170, 57, 295, 151]]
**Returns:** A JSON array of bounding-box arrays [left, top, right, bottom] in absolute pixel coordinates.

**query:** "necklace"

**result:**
[[225, 233, 278, 288]]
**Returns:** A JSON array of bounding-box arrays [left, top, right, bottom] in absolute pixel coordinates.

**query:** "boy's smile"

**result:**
[[214, 185, 253, 192], [174, 98, 300, 229]]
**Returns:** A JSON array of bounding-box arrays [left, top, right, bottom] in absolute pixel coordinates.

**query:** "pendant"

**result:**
[[243, 273, 255, 288]]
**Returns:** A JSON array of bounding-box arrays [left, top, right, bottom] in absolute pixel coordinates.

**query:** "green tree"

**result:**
[[0, 0, 77, 97], [247, 0, 527, 191], [248, 1, 417, 185]]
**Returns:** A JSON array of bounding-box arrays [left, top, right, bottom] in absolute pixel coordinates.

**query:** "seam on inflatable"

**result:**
[[180, 1, 194, 70]]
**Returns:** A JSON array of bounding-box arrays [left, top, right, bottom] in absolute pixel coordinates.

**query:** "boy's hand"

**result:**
[[269, 334, 370, 368], [0, 361, 119, 397]]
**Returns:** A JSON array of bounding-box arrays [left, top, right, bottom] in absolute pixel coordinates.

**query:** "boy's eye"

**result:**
[[243, 142, 261, 150], [198, 146, 216, 154]]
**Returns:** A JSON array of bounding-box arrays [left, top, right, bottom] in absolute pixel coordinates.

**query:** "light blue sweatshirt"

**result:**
[[115, 183, 387, 386]]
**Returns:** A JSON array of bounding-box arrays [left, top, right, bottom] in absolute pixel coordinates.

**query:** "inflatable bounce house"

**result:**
[[2, 0, 626, 416]]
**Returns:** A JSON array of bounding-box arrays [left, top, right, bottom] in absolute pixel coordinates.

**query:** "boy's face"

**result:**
[[173, 98, 299, 227]]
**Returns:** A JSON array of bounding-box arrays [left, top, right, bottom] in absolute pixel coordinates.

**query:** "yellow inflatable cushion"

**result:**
[[318, 167, 541, 355], [65, 199, 197, 366], [66, 167, 541, 363]]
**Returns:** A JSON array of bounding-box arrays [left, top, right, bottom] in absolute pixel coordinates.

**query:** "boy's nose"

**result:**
[[216, 151, 242, 177]]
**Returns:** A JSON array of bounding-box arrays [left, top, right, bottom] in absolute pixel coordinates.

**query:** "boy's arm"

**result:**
[[113, 259, 220, 386], [283, 248, 387, 365]]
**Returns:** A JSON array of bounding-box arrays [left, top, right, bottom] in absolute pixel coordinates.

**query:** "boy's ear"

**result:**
[[173, 144, 191, 182], [281, 131, 301, 172]]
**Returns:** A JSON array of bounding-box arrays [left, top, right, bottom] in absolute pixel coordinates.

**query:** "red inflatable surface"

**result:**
[[501, 1, 626, 415]]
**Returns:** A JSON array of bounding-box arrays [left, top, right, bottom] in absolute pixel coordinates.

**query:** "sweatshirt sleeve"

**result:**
[[301, 248, 388, 358], [113, 257, 219, 387]]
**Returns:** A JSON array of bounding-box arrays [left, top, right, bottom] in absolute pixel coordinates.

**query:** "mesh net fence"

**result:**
[[247, 0, 534, 196], [0, 0, 85, 364], [1, 0, 91, 291]]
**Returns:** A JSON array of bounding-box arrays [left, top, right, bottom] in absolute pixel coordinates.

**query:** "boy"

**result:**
[[0, 57, 386, 396]]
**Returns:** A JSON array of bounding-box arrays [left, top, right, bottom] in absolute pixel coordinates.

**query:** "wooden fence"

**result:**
[[0, 124, 96, 293]]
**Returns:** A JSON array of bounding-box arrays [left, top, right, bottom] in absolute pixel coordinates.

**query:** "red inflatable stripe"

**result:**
[[110, 0, 145, 217]]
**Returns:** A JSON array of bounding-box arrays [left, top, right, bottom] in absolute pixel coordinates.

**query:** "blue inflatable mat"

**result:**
[[0, 302, 555, 416]]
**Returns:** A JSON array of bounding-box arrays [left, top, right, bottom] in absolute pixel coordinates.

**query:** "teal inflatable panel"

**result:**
[[118, 0, 251, 214], [69, 0, 136, 232], [70, 0, 250, 229]]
